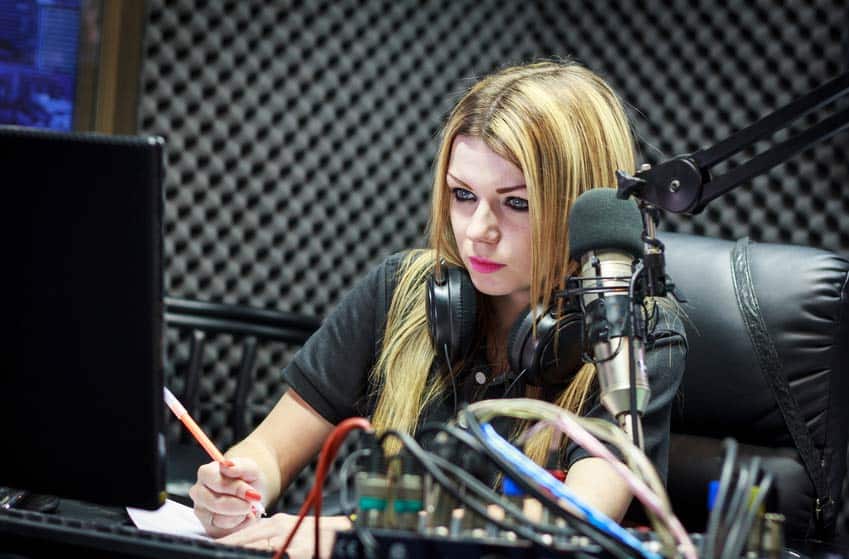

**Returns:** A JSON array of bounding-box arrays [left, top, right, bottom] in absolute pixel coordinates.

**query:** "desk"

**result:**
[[1, 494, 847, 559], [0, 495, 272, 559]]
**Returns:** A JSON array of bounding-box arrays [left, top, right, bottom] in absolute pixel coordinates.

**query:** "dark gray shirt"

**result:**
[[283, 251, 686, 480]]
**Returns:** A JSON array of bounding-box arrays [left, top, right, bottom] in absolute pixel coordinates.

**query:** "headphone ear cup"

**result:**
[[537, 307, 583, 386], [507, 307, 535, 379], [452, 267, 478, 360], [507, 304, 584, 386], [426, 265, 477, 365], [425, 270, 448, 355]]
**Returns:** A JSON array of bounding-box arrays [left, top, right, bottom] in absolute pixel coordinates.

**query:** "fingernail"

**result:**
[[252, 502, 266, 517], [245, 489, 262, 501]]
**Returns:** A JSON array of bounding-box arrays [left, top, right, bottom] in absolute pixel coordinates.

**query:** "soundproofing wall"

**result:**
[[138, 0, 849, 522]]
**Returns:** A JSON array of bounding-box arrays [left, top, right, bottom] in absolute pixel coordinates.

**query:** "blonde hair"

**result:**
[[369, 60, 637, 463]]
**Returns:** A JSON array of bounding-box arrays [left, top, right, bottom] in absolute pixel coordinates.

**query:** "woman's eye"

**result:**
[[451, 187, 476, 202], [506, 197, 529, 211]]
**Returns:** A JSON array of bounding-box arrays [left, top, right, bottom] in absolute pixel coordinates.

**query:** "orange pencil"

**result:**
[[164, 387, 228, 463], [163, 387, 265, 515]]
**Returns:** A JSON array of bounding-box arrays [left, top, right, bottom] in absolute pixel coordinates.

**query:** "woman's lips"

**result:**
[[469, 256, 506, 274]]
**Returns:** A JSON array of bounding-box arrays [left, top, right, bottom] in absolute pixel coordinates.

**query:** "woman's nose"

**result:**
[[466, 203, 500, 244]]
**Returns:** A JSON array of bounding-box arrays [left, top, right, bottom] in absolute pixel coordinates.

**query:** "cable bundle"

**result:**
[[465, 398, 697, 559], [276, 398, 710, 559], [273, 417, 373, 559], [703, 439, 776, 559]]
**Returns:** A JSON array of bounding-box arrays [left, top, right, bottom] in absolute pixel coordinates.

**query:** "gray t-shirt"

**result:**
[[283, 251, 686, 480]]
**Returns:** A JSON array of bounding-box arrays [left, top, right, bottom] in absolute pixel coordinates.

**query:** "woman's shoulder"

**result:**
[[644, 296, 688, 396], [358, 249, 436, 315], [649, 296, 689, 346], [384, 248, 435, 266], [376, 248, 436, 282]]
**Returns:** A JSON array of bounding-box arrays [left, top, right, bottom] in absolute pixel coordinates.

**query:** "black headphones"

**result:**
[[425, 264, 583, 387]]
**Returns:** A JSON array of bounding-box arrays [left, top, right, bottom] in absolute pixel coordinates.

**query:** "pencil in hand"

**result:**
[[163, 387, 265, 516]]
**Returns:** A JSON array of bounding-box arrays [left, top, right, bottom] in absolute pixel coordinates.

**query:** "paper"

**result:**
[[127, 498, 211, 540]]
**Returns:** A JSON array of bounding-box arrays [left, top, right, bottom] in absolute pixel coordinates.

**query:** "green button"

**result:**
[[393, 499, 423, 513], [359, 496, 387, 511]]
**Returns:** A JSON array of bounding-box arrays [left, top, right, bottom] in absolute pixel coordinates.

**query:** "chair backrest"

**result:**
[[162, 297, 321, 498], [660, 232, 849, 539], [164, 297, 321, 442], [163, 297, 360, 514]]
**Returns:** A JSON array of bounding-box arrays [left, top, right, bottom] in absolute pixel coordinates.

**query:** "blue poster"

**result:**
[[0, 0, 82, 131]]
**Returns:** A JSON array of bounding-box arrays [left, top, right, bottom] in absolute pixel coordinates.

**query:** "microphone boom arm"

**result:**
[[617, 73, 849, 214]]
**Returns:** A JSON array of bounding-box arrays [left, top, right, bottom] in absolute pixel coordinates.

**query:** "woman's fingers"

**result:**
[[219, 457, 261, 483], [192, 460, 265, 514], [216, 514, 289, 546], [189, 479, 253, 515], [209, 510, 250, 530], [196, 462, 263, 499], [190, 457, 267, 538], [191, 494, 257, 538], [196, 507, 256, 539]]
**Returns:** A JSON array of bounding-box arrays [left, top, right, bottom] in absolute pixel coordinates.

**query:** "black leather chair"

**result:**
[[163, 297, 321, 498], [661, 233, 849, 540]]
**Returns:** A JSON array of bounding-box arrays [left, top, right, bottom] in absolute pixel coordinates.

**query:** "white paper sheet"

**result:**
[[126, 498, 211, 540]]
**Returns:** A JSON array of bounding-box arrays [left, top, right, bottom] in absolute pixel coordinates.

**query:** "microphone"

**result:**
[[568, 188, 649, 443]]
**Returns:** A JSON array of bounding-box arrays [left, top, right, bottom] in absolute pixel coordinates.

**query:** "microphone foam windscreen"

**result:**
[[568, 188, 644, 258]]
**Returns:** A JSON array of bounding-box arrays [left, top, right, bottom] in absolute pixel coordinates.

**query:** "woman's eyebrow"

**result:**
[[447, 173, 526, 193], [495, 184, 527, 194]]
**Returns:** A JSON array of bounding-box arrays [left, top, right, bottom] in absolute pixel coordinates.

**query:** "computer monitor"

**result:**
[[0, 126, 167, 510]]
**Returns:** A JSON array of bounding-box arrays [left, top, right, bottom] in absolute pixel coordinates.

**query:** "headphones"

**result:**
[[425, 264, 583, 387]]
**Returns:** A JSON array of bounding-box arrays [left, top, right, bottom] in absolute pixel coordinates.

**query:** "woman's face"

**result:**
[[447, 135, 532, 308]]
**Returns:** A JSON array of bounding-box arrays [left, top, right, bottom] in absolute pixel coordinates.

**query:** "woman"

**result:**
[[190, 60, 686, 554]]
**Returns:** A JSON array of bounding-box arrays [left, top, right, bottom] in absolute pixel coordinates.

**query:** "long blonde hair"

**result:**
[[369, 60, 637, 462]]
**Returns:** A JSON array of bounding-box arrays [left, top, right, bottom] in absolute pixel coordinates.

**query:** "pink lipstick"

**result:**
[[469, 256, 505, 274]]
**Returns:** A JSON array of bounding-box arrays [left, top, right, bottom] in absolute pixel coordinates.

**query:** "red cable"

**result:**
[[314, 418, 371, 556], [274, 417, 372, 559], [272, 492, 315, 559]]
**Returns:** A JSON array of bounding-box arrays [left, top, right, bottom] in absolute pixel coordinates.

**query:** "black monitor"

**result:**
[[0, 126, 167, 510]]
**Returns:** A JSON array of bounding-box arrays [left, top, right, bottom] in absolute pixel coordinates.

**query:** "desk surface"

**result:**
[[1, 493, 847, 559], [0, 495, 272, 559]]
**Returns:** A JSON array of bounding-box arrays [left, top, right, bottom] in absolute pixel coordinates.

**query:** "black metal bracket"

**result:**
[[618, 73, 849, 214]]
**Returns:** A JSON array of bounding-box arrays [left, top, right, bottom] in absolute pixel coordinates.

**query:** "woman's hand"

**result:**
[[189, 457, 267, 538], [216, 513, 351, 559]]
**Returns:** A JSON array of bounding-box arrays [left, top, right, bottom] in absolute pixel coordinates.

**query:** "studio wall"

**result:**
[[137, 0, 849, 521]]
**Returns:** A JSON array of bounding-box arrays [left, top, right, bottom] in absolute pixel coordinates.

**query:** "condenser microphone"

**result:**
[[568, 188, 648, 441]]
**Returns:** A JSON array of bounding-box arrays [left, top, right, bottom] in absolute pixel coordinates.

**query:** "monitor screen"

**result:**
[[0, 125, 167, 510]]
